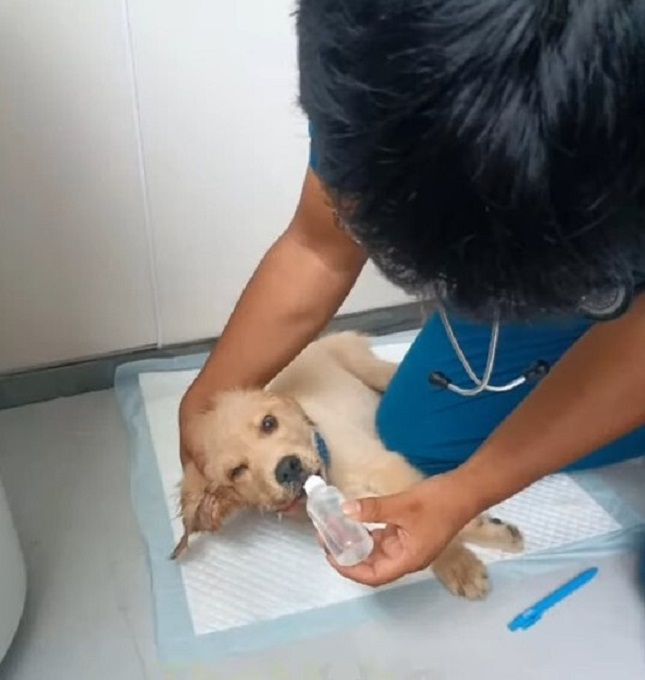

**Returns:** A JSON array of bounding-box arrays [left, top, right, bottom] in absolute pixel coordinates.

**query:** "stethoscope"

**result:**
[[330, 207, 637, 397], [427, 282, 639, 396], [428, 305, 550, 397]]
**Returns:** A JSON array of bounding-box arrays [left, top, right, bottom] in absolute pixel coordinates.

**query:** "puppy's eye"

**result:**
[[261, 414, 278, 434], [229, 464, 248, 481]]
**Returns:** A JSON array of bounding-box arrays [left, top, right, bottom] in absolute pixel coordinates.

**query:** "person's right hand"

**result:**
[[325, 473, 480, 587]]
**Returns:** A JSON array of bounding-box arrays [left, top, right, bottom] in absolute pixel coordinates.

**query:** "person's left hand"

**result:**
[[326, 473, 478, 586]]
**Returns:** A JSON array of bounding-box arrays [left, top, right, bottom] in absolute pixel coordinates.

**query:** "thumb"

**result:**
[[342, 494, 400, 524]]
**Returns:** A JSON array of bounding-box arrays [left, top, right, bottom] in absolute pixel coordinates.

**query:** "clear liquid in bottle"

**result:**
[[304, 475, 374, 567]]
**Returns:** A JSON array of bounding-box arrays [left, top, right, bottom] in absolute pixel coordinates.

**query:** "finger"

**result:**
[[315, 533, 329, 553], [343, 495, 394, 524], [325, 530, 412, 587], [326, 552, 413, 587], [317, 526, 388, 559], [369, 527, 390, 543], [375, 529, 403, 557]]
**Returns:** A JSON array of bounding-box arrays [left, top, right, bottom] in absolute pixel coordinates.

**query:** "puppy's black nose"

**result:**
[[275, 455, 303, 485]]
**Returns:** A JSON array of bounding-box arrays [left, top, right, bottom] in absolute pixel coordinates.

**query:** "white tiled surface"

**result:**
[[0, 391, 644, 680]]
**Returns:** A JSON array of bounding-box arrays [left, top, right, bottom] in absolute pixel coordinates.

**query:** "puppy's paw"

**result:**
[[476, 515, 525, 553], [432, 545, 490, 600]]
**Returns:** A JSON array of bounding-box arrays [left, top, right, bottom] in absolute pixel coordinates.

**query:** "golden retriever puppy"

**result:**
[[173, 332, 523, 599]]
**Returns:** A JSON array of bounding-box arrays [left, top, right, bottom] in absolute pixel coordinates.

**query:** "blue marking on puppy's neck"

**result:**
[[313, 430, 331, 468]]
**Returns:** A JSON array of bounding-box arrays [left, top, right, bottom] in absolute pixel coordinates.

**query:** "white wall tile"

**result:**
[[0, 1, 157, 372], [127, 0, 408, 345]]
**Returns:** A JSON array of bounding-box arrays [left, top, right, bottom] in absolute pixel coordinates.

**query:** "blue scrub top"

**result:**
[[308, 122, 319, 174]]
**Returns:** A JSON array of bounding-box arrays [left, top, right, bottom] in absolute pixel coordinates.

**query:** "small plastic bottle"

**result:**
[[304, 475, 374, 567]]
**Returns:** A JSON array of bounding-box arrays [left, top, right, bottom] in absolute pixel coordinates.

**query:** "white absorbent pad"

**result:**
[[115, 332, 643, 665]]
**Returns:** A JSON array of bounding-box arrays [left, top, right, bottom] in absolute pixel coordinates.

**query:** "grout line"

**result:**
[[121, 0, 164, 349]]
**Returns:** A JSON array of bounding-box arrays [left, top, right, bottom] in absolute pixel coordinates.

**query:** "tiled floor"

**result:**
[[0, 392, 157, 680], [0, 391, 644, 680]]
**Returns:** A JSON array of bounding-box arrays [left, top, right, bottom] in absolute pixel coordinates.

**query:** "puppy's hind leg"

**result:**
[[325, 331, 399, 393], [357, 355, 398, 393], [459, 515, 524, 553]]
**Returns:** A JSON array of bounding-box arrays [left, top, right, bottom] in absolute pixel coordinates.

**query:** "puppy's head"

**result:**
[[196, 390, 324, 510], [172, 389, 324, 558]]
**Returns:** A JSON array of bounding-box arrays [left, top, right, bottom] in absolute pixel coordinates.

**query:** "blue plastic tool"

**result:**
[[507, 567, 599, 632]]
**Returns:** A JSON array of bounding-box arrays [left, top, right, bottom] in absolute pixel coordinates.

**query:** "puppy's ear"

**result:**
[[171, 462, 244, 560], [281, 394, 315, 426]]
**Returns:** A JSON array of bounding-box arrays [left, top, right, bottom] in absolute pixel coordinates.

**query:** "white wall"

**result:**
[[0, 1, 408, 373], [0, 1, 157, 373]]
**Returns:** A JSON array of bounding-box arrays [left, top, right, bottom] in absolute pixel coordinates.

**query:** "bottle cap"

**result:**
[[304, 475, 326, 495]]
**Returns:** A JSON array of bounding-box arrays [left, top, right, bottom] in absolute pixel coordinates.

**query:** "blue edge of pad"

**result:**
[[113, 332, 645, 667]]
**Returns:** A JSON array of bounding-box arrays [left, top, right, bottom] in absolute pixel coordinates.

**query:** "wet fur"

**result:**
[[174, 332, 524, 599]]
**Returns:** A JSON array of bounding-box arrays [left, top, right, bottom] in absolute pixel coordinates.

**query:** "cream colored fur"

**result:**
[[174, 332, 523, 598]]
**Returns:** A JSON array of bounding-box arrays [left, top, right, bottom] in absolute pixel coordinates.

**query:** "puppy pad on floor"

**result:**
[[115, 333, 644, 664]]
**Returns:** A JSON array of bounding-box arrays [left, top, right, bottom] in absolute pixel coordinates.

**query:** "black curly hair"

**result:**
[[297, 0, 645, 320]]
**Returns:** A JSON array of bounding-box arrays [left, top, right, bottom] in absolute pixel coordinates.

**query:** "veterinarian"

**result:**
[[180, 0, 645, 587]]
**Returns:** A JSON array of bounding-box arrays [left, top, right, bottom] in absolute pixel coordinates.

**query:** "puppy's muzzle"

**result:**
[[274, 455, 306, 486]]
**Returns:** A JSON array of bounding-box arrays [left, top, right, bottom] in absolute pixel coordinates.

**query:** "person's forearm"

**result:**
[[193, 230, 364, 394], [188, 172, 367, 399], [455, 295, 645, 516]]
